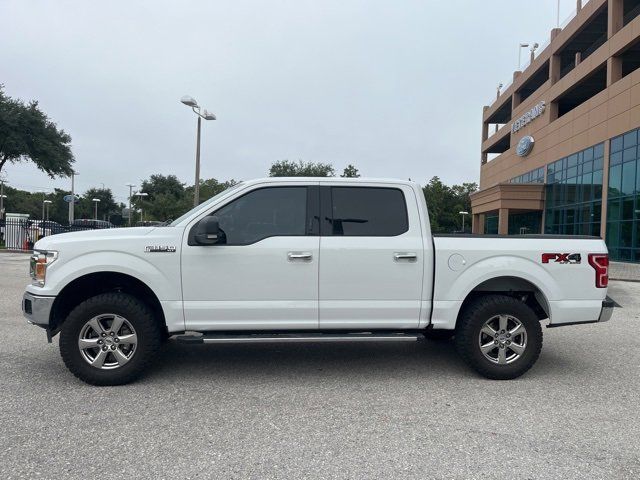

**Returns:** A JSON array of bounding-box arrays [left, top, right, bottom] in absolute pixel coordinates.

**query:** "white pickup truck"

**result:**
[[23, 178, 614, 385]]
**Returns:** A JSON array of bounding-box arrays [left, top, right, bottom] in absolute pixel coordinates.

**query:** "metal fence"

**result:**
[[0, 218, 113, 252]]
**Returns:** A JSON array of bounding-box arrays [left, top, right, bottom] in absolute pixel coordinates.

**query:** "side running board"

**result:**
[[175, 332, 424, 344]]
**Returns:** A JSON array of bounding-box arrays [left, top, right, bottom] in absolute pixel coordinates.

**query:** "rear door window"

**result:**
[[324, 187, 408, 236]]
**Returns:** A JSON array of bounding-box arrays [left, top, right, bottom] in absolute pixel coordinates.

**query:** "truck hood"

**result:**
[[34, 227, 163, 251]]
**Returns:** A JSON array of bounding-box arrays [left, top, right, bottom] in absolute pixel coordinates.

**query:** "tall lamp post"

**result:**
[[180, 95, 216, 207], [135, 191, 148, 224], [43, 200, 52, 221], [38, 191, 48, 220], [459, 211, 469, 233], [92, 198, 101, 220], [0, 181, 6, 219], [1, 192, 7, 220], [68, 171, 79, 224], [126, 183, 136, 226]]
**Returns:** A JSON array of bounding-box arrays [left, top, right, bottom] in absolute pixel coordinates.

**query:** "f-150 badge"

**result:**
[[145, 245, 176, 253], [541, 253, 581, 264]]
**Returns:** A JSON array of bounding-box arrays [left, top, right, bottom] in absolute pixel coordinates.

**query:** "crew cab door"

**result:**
[[181, 184, 320, 331], [318, 184, 425, 329]]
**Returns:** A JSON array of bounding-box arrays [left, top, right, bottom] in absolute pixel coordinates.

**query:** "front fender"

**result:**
[[26, 250, 180, 302]]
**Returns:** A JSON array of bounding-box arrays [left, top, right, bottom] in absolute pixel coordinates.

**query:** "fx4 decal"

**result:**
[[541, 253, 581, 264]]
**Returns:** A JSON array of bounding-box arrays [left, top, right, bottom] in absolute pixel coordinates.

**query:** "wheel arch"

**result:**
[[49, 271, 167, 336], [455, 276, 551, 330]]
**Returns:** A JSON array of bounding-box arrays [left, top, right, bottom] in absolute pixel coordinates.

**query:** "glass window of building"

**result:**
[[607, 128, 640, 262], [545, 143, 604, 237], [509, 167, 545, 184], [484, 213, 499, 234]]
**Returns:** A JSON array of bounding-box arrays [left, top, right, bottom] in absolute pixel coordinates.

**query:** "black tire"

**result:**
[[455, 295, 542, 380], [59, 293, 162, 386], [423, 328, 455, 341]]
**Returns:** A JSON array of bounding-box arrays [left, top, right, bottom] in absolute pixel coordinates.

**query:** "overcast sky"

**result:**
[[1, 0, 577, 204]]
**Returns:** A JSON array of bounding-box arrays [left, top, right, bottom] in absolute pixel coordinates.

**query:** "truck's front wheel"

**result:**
[[59, 293, 162, 386], [455, 295, 542, 380]]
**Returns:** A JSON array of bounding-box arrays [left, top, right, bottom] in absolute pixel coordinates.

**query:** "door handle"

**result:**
[[394, 252, 417, 262], [288, 252, 313, 261]]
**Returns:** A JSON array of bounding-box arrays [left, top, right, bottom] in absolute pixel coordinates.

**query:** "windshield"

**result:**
[[169, 182, 245, 226]]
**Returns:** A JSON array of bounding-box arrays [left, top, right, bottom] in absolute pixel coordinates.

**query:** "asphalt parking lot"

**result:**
[[1, 253, 639, 479]]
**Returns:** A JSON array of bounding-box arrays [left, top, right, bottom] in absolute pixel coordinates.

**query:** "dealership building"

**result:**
[[470, 0, 640, 262]]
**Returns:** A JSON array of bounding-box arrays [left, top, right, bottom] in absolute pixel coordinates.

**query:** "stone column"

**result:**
[[608, 0, 623, 38], [512, 91, 521, 109], [550, 54, 561, 84], [481, 107, 489, 165], [607, 56, 622, 86], [547, 101, 559, 124], [498, 208, 509, 235]]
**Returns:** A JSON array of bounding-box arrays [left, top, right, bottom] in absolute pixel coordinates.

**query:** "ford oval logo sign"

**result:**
[[516, 135, 535, 157]]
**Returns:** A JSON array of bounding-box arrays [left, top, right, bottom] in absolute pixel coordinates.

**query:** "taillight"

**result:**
[[588, 253, 609, 288]]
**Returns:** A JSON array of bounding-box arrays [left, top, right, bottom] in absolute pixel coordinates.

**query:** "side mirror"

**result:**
[[194, 216, 220, 245]]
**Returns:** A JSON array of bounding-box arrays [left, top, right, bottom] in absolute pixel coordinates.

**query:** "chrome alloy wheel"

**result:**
[[78, 314, 138, 369], [478, 314, 528, 365]]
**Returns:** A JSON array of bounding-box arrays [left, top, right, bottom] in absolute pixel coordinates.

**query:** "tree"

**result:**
[[269, 160, 335, 177], [46, 188, 75, 224], [1, 184, 41, 219], [137, 174, 188, 222], [0, 85, 74, 178], [341, 164, 360, 178], [187, 178, 238, 203], [75, 188, 118, 221], [422, 176, 477, 233], [0, 185, 68, 223]]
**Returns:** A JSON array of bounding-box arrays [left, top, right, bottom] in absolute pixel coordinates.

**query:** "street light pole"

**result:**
[[135, 192, 148, 224], [44, 200, 52, 221], [194, 115, 202, 207], [40, 191, 47, 221], [459, 211, 469, 233], [181, 95, 216, 207], [68, 172, 79, 224], [92, 198, 101, 220], [0, 181, 5, 219], [126, 183, 136, 227]]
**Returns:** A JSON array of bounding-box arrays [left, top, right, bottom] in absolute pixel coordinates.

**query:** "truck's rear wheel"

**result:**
[[455, 295, 542, 380], [59, 293, 162, 386]]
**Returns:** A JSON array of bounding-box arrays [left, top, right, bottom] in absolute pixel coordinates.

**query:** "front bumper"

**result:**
[[22, 291, 55, 327], [598, 296, 615, 323]]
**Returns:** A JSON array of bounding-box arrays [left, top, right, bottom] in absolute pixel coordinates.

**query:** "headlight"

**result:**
[[30, 250, 58, 286]]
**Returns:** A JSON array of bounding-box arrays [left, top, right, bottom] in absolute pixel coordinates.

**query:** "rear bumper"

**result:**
[[22, 291, 55, 327], [598, 296, 615, 323], [547, 296, 615, 328]]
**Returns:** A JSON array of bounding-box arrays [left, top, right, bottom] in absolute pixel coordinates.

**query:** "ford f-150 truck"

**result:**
[[22, 178, 614, 385]]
